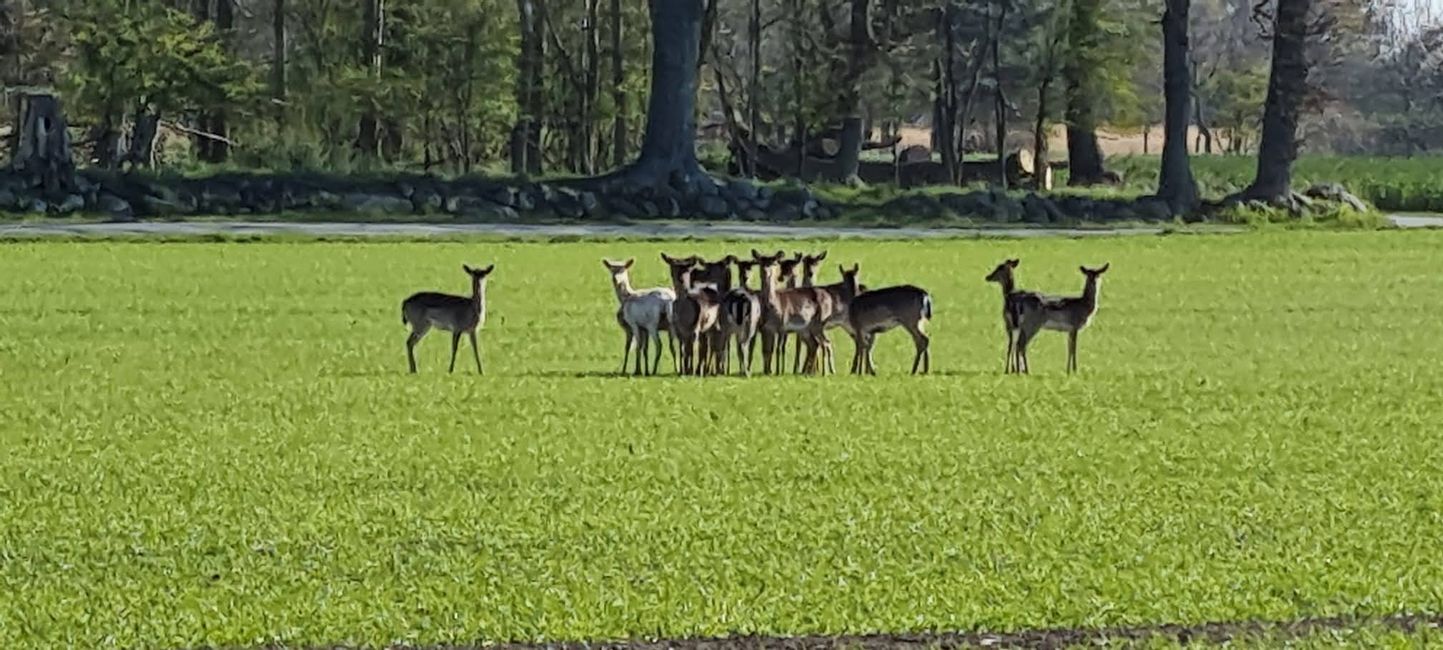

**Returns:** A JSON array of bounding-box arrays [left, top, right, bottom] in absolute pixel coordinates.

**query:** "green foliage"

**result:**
[[4, 233, 1443, 647], [63, 0, 262, 117]]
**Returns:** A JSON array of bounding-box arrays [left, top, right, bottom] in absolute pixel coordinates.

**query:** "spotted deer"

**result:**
[[662, 253, 722, 375], [847, 283, 933, 375], [721, 259, 762, 376], [401, 264, 494, 374], [603, 258, 675, 376], [1012, 264, 1109, 374], [752, 249, 833, 375], [984, 258, 1042, 374]]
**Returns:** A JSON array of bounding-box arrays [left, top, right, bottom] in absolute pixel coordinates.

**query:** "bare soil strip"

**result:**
[[269, 613, 1443, 650]]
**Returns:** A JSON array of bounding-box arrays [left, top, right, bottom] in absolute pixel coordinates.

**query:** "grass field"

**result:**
[[3, 232, 1443, 648]]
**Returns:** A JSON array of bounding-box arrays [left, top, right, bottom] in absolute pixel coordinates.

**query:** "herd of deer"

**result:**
[[399, 253, 1109, 377]]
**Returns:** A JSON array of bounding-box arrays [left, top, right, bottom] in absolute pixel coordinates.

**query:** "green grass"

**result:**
[[3, 232, 1443, 648]]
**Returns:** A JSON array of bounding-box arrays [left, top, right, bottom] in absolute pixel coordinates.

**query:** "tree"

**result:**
[[613, 0, 708, 189], [1156, 0, 1198, 211], [1240, 0, 1311, 201], [1063, 0, 1107, 185]]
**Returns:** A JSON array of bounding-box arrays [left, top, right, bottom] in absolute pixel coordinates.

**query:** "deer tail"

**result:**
[[922, 293, 933, 321]]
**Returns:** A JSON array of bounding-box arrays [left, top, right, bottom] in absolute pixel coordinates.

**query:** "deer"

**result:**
[[691, 256, 737, 375], [662, 253, 723, 375], [401, 264, 494, 374], [603, 258, 675, 376], [721, 259, 762, 376], [984, 258, 1043, 374], [812, 263, 864, 375], [847, 283, 933, 376], [766, 251, 806, 372], [1012, 264, 1110, 374], [792, 250, 829, 373], [752, 249, 833, 375]]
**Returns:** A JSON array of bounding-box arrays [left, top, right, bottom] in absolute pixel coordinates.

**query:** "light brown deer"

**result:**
[[984, 258, 1043, 374], [792, 250, 829, 373], [768, 252, 806, 372], [401, 264, 494, 374], [847, 284, 933, 375], [603, 258, 675, 376], [662, 253, 722, 375], [752, 249, 833, 375], [721, 259, 762, 376], [1013, 264, 1110, 374]]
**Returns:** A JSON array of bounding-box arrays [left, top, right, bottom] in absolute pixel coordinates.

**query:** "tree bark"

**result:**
[[199, 0, 233, 162], [609, 0, 627, 169], [832, 0, 872, 184], [1157, 0, 1199, 211], [272, 0, 287, 130], [1063, 0, 1106, 185], [12, 93, 76, 196], [125, 110, 160, 168], [617, 0, 706, 187], [582, 0, 601, 174], [992, 0, 1008, 190], [937, 3, 959, 184], [511, 0, 544, 175], [356, 0, 384, 158], [745, 0, 761, 177], [1241, 0, 1310, 200]]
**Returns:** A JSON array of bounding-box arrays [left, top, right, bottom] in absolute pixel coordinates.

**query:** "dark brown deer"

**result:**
[[721, 259, 762, 376], [984, 258, 1042, 374], [848, 284, 933, 375], [401, 264, 494, 374], [1012, 264, 1110, 374], [662, 253, 722, 375]]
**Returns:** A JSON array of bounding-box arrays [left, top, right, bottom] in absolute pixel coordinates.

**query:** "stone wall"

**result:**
[[0, 168, 1369, 225]]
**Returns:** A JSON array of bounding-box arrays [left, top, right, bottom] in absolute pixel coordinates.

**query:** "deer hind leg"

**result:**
[[906, 326, 930, 375], [1005, 328, 1016, 374], [405, 323, 430, 374], [849, 331, 865, 375], [1067, 330, 1078, 374], [448, 331, 462, 373], [631, 324, 646, 376], [648, 326, 663, 376], [621, 325, 635, 375], [865, 333, 879, 376]]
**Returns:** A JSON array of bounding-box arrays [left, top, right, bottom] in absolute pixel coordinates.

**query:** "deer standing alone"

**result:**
[[752, 249, 833, 375], [1012, 264, 1110, 374], [985, 258, 1043, 373], [401, 264, 494, 374], [847, 283, 932, 375], [603, 258, 674, 376]]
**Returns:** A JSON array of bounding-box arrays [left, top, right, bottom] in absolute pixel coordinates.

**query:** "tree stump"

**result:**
[[10, 92, 77, 197]]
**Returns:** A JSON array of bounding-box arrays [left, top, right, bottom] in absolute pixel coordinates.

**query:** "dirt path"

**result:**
[[0, 214, 1435, 240]]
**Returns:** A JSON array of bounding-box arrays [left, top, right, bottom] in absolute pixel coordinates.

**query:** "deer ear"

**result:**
[[1099, 263, 1110, 273], [817, 251, 828, 262], [624, 258, 634, 269], [750, 248, 764, 260], [463, 264, 474, 274], [723, 254, 737, 265], [482, 264, 495, 275], [1008, 258, 1019, 268], [661, 253, 674, 264], [851, 263, 859, 274]]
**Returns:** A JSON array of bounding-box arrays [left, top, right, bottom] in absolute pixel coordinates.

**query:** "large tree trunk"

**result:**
[[355, 0, 383, 158], [618, 0, 706, 187], [125, 110, 160, 168], [609, 0, 627, 169], [1157, 0, 1199, 211], [272, 0, 287, 129], [1242, 0, 1310, 200], [1063, 0, 1106, 185], [200, 0, 233, 163], [11, 93, 76, 197], [833, 0, 871, 184]]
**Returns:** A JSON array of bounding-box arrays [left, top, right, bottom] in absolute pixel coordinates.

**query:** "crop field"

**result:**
[[2, 231, 1443, 648]]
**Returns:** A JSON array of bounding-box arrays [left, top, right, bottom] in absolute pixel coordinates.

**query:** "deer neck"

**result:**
[[997, 274, 1016, 298], [471, 279, 487, 312], [759, 268, 781, 309], [1082, 277, 1101, 306], [610, 274, 636, 303], [669, 271, 690, 295]]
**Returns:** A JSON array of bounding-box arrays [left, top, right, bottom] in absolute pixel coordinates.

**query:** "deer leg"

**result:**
[[1067, 330, 1078, 374], [1005, 328, 1016, 374], [649, 327, 663, 376], [468, 331, 483, 374], [448, 331, 462, 373], [760, 329, 776, 375], [621, 325, 635, 375], [866, 334, 879, 376], [406, 328, 426, 374]]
